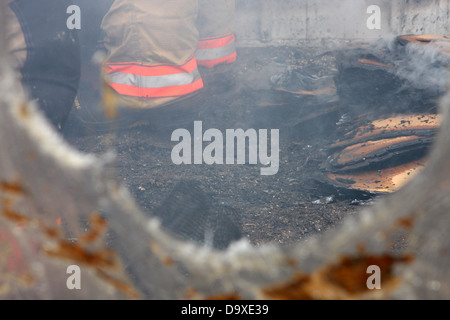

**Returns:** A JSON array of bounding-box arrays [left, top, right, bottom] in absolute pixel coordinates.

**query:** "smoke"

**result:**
[[392, 40, 450, 93], [2, 0, 450, 300]]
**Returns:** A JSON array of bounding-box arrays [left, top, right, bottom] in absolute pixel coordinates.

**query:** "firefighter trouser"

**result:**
[[101, 0, 236, 108], [5, 0, 81, 129]]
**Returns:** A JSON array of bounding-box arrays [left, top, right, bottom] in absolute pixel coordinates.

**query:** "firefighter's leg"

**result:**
[[8, 0, 81, 130], [101, 0, 203, 108], [196, 0, 236, 68]]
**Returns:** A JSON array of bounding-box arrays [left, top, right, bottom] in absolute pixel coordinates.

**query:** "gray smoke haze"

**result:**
[[2, 0, 450, 301], [391, 39, 450, 93]]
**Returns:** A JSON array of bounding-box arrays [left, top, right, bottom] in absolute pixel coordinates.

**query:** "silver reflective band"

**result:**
[[106, 68, 201, 88], [195, 40, 236, 61]]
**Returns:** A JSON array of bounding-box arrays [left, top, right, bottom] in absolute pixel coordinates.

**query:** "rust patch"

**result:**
[[2, 209, 31, 225], [355, 243, 368, 256], [41, 212, 140, 299], [1, 197, 13, 210], [284, 257, 298, 268], [162, 256, 174, 266], [96, 269, 140, 300], [262, 273, 314, 300], [78, 213, 108, 245], [0, 181, 25, 195], [206, 293, 242, 300], [184, 287, 200, 299], [44, 241, 118, 269], [1, 187, 137, 299], [324, 254, 413, 295], [261, 253, 413, 300], [43, 212, 115, 268], [1, 181, 29, 226], [184, 287, 242, 300], [42, 226, 61, 239], [149, 241, 175, 267], [396, 217, 414, 230], [18, 103, 30, 119]]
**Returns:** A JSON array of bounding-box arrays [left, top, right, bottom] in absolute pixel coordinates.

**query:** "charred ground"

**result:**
[[62, 44, 434, 247]]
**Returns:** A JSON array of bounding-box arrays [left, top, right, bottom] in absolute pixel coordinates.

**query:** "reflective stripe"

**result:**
[[105, 56, 198, 76], [196, 41, 236, 61], [107, 68, 201, 89], [197, 33, 236, 50], [109, 78, 204, 99], [196, 33, 237, 68], [103, 56, 203, 99]]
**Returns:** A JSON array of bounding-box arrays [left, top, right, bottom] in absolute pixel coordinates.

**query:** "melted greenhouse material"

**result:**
[[323, 115, 437, 193], [329, 114, 441, 150], [319, 34, 449, 194], [326, 158, 426, 193]]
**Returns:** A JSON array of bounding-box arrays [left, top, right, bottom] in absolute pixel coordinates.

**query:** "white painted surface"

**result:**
[[235, 0, 450, 46]]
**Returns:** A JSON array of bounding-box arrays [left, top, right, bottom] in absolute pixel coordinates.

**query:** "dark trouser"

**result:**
[[9, 0, 81, 129]]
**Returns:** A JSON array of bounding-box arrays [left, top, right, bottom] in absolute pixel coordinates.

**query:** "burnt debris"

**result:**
[[333, 34, 450, 118], [322, 35, 449, 194], [272, 34, 449, 195]]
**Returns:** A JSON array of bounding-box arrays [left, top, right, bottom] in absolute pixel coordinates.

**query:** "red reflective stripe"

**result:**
[[104, 56, 198, 77], [196, 33, 236, 68], [109, 78, 204, 99], [197, 51, 236, 68], [104, 56, 204, 99], [197, 33, 235, 50]]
